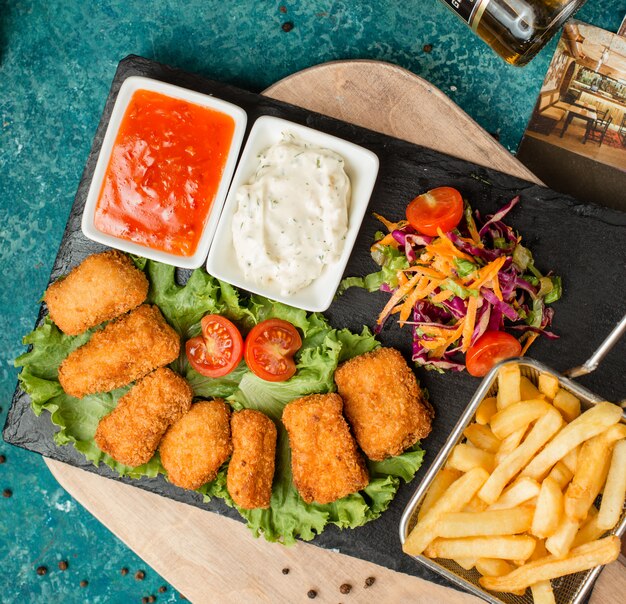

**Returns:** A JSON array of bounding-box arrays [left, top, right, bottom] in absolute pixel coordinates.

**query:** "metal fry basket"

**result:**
[[399, 316, 626, 604]]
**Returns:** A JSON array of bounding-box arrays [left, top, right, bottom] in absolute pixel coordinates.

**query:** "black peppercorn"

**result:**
[[339, 583, 352, 594], [135, 570, 146, 580], [58, 560, 68, 571], [158, 586, 167, 593], [142, 598, 149, 604], [423, 44, 433, 53], [364, 576, 376, 587], [121, 567, 129, 576], [0, 455, 6, 464], [282, 21, 294, 32], [307, 589, 317, 599], [3, 489, 12, 498], [80, 580, 88, 588], [36, 566, 47, 576], [148, 597, 156, 603], [282, 568, 290, 575]]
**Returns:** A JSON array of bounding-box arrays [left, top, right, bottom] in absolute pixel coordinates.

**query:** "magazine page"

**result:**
[[517, 20, 626, 210]]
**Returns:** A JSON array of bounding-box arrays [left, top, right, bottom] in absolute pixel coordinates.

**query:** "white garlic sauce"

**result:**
[[232, 133, 351, 296]]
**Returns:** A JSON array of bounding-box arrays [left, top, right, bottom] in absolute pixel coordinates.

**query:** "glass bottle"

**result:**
[[439, 0, 588, 66]]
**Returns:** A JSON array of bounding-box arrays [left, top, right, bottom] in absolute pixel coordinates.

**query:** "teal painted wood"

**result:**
[[0, 1, 622, 602]]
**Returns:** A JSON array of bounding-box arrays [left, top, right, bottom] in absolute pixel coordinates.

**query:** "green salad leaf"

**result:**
[[16, 258, 425, 544]]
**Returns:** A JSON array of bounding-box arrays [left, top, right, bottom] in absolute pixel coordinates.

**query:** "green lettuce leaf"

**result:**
[[338, 244, 409, 294], [15, 258, 426, 545]]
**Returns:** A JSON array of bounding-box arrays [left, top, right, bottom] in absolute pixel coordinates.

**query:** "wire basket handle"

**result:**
[[564, 314, 626, 378]]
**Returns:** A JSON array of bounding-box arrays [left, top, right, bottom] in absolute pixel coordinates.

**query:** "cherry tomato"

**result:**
[[244, 319, 302, 382], [186, 314, 244, 378], [465, 331, 522, 377], [406, 187, 464, 236]]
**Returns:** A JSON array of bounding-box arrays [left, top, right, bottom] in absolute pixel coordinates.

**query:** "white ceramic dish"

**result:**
[[206, 115, 379, 312], [81, 76, 247, 269]]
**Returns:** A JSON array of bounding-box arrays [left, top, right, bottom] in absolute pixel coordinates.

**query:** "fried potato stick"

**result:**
[[282, 393, 369, 504], [160, 400, 233, 490], [227, 410, 277, 509], [95, 367, 193, 467], [334, 347, 433, 461], [58, 304, 180, 398], [44, 250, 148, 335]]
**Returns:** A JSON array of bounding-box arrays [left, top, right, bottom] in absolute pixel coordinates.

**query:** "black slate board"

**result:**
[[4, 55, 626, 588]]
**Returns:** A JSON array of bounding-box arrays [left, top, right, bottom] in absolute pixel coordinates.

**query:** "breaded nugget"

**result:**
[[334, 347, 433, 461], [44, 250, 148, 335], [94, 367, 193, 467], [58, 304, 180, 398], [227, 410, 277, 509], [160, 400, 233, 490], [282, 393, 369, 504]]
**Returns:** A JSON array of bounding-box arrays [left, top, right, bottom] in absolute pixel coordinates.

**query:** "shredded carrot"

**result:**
[[397, 271, 409, 287], [520, 332, 539, 356], [376, 274, 422, 324], [372, 213, 408, 233], [421, 337, 448, 351], [436, 229, 475, 261], [430, 289, 453, 304], [466, 256, 507, 290], [399, 277, 428, 325], [371, 233, 399, 251], [491, 273, 503, 301], [461, 296, 479, 352], [466, 213, 480, 244], [420, 324, 460, 338], [403, 266, 447, 280]]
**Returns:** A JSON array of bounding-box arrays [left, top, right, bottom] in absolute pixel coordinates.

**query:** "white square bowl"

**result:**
[[81, 76, 247, 269], [206, 115, 379, 312]]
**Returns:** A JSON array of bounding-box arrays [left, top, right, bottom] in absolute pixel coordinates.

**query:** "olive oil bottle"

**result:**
[[439, 0, 587, 65]]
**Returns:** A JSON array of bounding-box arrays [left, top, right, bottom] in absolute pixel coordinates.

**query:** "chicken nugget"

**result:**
[[58, 304, 180, 398], [94, 367, 193, 467], [227, 410, 277, 509], [282, 393, 369, 504], [44, 250, 148, 335], [334, 347, 433, 461], [160, 400, 233, 490]]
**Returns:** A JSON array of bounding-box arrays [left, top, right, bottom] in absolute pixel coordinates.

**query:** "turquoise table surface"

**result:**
[[1, 1, 623, 602]]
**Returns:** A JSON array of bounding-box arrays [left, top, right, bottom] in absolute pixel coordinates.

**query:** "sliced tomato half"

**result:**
[[406, 186, 464, 236], [465, 330, 522, 377], [244, 319, 302, 382], [186, 314, 244, 378]]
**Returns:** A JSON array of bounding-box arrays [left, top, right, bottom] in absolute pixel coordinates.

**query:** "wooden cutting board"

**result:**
[[43, 60, 625, 604]]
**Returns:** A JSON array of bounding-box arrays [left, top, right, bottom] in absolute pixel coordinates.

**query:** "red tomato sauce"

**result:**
[[94, 89, 235, 257]]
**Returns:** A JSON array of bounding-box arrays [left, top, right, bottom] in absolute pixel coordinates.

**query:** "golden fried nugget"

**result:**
[[334, 347, 433, 461], [44, 250, 148, 335], [160, 400, 233, 490], [282, 394, 369, 504], [94, 367, 193, 467], [227, 410, 277, 509], [58, 304, 180, 398]]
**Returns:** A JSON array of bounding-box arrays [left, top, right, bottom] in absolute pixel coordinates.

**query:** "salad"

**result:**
[[341, 187, 561, 376]]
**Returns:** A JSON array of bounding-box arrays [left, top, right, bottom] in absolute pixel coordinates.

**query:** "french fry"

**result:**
[[425, 535, 536, 561], [597, 439, 626, 530], [488, 477, 541, 510], [561, 447, 579, 474], [563, 429, 619, 522], [495, 427, 526, 465], [546, 461, 573, 490], [572, 506, 606, 548], [520, 376, 542, 401], [475, 558, 515, 577], [531, 581, 556, 604], [447, 444, 495, 473], [418, 467, 462, 520], [403, 467, 490, 555], [490, 399, 552, 440], [531, 477, 563, 539], [479, 409, 563, 504], [476, 396, 498, 425], [522, 402, 623, 481], [553, 388, 581, 422], [479, 536, 620, 593], [438, 507, 534, 538], [545, 517, 580, 557], [538, 373, 559, 400], [463, 424, 501, 453], [463, 495, 489, 513], [497, 364, 521, 409]]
